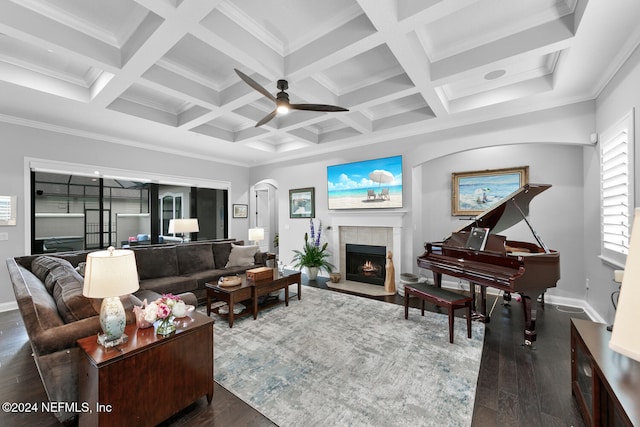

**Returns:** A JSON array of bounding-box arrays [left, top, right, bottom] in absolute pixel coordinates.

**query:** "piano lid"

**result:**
[[455, 184, 551, 234]]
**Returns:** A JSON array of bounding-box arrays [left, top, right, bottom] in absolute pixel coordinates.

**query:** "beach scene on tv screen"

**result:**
[[327, 155, 402, 209]]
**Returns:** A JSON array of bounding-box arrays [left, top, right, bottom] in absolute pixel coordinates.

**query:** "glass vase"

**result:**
[[156, 316, 176, 336]]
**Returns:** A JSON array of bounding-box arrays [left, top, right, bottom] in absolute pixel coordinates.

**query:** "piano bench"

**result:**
[[403, 283, 472, 344]]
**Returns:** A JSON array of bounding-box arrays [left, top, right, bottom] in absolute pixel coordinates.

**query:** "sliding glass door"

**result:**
[[31, 171, 228, 254]]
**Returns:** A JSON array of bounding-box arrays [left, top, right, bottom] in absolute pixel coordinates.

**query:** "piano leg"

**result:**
[[433, 272, 442, 288], [470, 284, 490, 323], [503, 291, 511, 306], [521, 293, 537, 345]]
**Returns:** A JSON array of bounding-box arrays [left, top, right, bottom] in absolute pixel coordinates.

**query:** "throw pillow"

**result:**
[[52, 264, 99, 323], [32, 256, 72, 282], [32, 256, 74, 294], [225, 244, 259, 268]]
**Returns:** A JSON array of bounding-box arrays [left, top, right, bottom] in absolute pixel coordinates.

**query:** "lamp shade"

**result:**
[[168, 218, 199, 234], [83, 247, 140, 298], [248, 227, 265, 242], [609, 207, 640, 362]]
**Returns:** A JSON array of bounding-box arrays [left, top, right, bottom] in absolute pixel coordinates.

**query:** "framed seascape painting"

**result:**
[[232, 204, 248, 218], [289, 187, 315, 218], [327, 155, 403, 210], [451, 166, 529, 216]]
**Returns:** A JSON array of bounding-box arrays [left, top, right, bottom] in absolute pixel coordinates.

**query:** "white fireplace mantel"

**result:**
[[328, 211, 407, 283]]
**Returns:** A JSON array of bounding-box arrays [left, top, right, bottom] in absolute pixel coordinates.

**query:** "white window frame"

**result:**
[[600, 109, 635, 267]]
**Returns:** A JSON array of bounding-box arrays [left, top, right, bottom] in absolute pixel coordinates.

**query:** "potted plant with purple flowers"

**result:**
[[291, 219, 334, 280]]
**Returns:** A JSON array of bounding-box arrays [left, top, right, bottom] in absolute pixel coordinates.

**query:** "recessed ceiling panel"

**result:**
[[21, 0, 150, 47], [440, 52, 560, 101], [422, 0, 575, 61], [366, 93, 430, 121], [318, 44, 404, 94], [161, 35, 239, 90], [0, 33, 100, 87], [220, 0, 362, 55], [118, 84, 192, 115]]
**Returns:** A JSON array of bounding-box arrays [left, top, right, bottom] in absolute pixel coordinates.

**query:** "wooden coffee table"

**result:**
[[205, 276, 254, 328], [251, 270, 302, 320], [205, 270, 302, 327]]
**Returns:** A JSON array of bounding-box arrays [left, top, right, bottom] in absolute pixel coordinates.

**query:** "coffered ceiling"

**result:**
[[0, 0, 639, 165]]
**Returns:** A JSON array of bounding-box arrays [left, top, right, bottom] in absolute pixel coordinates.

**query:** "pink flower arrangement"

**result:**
[[134, 293, 186, 331]]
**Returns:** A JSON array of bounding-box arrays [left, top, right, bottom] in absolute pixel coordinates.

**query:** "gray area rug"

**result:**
[[212, 286, 484, 427]]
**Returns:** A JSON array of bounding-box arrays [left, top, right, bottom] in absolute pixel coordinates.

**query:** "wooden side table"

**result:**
[[571, 318, 640, 426], [77, 311, 214, 427]]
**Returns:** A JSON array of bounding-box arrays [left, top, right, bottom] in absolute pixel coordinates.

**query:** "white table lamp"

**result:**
[[168, 218, 199, 242], [83, 247, 140, 347], [609, 207, 640, 362], [248, 227, 264, 246]]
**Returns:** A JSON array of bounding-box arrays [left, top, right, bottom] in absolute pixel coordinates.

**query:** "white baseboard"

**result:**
[[437, 279, 602, 322]]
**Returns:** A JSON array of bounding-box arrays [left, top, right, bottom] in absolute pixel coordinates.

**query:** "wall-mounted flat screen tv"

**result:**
[[327, 155, 403, 210]]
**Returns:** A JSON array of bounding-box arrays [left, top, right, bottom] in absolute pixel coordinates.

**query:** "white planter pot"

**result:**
[[305, 266, 319, 280]]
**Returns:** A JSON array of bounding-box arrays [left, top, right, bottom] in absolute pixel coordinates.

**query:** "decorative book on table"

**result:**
[[466, 227, 490, 250]]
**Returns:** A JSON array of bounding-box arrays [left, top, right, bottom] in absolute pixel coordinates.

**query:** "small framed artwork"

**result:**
[[451, 166, 528, 216], [289, 187, 315, 218], [232, 204, 248, 218]]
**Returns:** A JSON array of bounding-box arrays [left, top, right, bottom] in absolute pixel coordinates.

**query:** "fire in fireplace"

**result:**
[[345, 243, 386, 285]]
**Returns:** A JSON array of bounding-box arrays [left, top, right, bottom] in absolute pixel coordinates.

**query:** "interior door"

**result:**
[[85, 208, 111, 249]]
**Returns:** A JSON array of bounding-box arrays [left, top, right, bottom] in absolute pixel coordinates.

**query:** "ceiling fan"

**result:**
[[234, 68, 349, 127]]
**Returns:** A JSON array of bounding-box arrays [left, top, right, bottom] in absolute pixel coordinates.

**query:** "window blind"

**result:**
[[601, 110, 635, 266]]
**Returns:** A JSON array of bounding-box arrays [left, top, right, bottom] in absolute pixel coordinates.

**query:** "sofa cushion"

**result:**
[[133, 246, 179, 280], [31, 256, 74, 292], [226, 244, 259, 267], [138, 275, 197, 295], [51, 264, 99, 323], [212, 241, 233, 269], [176, 243, 215, 275]]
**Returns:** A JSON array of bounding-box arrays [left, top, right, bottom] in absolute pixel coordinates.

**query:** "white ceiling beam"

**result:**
[[355, 0, 448, 117], [91, 0, 222, 108]]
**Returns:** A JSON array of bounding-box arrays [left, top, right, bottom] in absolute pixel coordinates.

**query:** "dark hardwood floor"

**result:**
[[0, 278, 590, 426]]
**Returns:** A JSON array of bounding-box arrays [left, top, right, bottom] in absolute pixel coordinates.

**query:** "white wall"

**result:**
[[0, 122, 251, 308], [584, 41, 640, 325]]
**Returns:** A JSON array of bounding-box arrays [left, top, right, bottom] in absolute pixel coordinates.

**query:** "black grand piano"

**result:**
[[417, 183, 560, 345]]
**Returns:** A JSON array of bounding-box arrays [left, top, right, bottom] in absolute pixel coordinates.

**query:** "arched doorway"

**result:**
[[251, 179, 279, 255]]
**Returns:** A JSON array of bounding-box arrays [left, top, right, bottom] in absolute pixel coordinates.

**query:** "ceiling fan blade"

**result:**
[[290, 103, 349, 112], [234, 68, 276, 103], [255, 109, 278, 127]]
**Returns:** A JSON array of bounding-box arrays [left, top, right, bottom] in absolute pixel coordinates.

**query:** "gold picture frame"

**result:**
[[451, 166, 529, 216]]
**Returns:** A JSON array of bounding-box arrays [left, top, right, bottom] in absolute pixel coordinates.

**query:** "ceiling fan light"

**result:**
[[277, 105, 289, 115]]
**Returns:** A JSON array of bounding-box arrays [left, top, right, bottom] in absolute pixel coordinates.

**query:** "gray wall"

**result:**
[[583, 41, 640, 325], [418, 144, 585, 302], [0, 122, 251, 308], [250, 102, 595, 313]]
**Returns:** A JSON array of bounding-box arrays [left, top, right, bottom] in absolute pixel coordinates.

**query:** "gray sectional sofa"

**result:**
[[6, 239, 268, 424]]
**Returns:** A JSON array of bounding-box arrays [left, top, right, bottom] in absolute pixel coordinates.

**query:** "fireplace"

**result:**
[[345, 244, 386, 285]]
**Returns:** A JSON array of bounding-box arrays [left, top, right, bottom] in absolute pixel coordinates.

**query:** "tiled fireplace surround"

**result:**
[[329, 213, 405, 285]]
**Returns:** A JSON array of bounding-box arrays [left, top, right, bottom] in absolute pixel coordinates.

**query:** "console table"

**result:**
[[571, 318, 640, 426], [77, 311, 214, 426]]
